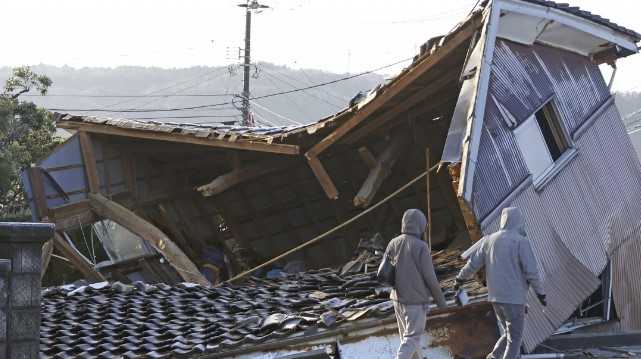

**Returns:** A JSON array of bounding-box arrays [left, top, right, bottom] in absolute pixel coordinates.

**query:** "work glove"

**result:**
[[454, 277, 464, 291], [537, 294, 547, 307]]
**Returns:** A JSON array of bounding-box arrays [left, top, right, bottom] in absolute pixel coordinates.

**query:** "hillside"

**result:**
[[0, 64, 386, 127], [2, 64, 640, 131]]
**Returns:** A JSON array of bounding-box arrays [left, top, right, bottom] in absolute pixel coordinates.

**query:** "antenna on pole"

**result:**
[[237, 0, 270, 127]]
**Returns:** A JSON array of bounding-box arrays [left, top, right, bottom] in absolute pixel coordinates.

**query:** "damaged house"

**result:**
[[14, 0, 641, 357]]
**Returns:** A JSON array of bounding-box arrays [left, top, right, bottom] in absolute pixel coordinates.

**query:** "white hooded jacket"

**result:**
[[384, 209, 447, 307], [457, 207, 545, 305]]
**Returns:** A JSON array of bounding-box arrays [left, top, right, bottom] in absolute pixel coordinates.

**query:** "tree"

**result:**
[[0, 66, 56, 220]]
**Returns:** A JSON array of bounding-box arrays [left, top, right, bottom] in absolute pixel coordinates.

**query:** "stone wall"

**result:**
[[0, 222, 54, 359]]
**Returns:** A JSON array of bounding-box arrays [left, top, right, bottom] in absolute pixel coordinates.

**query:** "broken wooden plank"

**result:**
[[306, 155, 339, 200], [357, 147, 378, 169], [58, 121, 300, 155], [353, 132, 407, 208], [53, 231, 106, 282], [78, 131, 100, 193], [304, 16, 481, 160], [198, 160, 293, 197], [88, 192, 210, 286]]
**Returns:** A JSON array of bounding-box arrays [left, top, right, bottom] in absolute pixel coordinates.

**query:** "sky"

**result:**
[[1, 0, 640, 92]]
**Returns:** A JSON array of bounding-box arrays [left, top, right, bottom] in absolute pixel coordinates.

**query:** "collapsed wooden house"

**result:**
[[23, 0, 641, 357]]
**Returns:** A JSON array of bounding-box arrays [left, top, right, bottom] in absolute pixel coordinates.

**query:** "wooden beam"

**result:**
[[347, 68, 462, 144], [448, 164, 482, 242], [27, 166, 48, 220], [304, 16, 481, 160], [198, 160, 294, 197], [49, 200, 97, 230], [53, 231, 106, 282], [357, 147, 378, 169], [353, 132, 407, 208], [78, 131, 100, 193], [88, 192, 210, 286], [306, 155, 339, 200], [58, 121, 300, 155]]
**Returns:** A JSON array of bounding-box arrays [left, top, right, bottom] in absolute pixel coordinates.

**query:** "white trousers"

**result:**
[[393, 301, 428, 359]]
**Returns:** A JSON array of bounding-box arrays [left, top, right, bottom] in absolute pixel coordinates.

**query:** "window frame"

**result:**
[[513, 97, 577, 191]]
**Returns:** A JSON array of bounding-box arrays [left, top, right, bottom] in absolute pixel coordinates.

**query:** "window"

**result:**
[[514, 100, 570, 181]]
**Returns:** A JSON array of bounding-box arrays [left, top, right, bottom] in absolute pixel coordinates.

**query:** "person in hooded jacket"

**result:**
[[455, 207, 546, 359], [384, 209, 447, 359]]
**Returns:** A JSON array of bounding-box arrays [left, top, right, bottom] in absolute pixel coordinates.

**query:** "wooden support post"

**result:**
[[426, 148, 432, 248], [79, 131, 100, 194], [353, 132, 407, 208], [306, 155, 339, 200], [448, 164, 482, 242], [27, 166, 48, 220], [357, 147, 378, 169], [88, 193, 210, 286], [198, 160, 293, 197], [53, 231, 106, 282]]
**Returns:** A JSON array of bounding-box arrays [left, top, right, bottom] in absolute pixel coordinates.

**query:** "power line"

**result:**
[[248, 98, 303, 125], [24, 93, 236, 98], [104, 68, 222, 108], [261, 70, 343, 108], [47, 56, 412, 114], [125, 114, 240, 120], [133, 67, 231, 110], [259, 71, 316, 120]]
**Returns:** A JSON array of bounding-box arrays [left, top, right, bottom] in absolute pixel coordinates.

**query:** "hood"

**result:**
[[401, 209, 427, 238], [499, 207, 526, 235]]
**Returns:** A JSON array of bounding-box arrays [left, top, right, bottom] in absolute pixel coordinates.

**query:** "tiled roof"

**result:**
[[52, 112, 316, 144], [40, 249, 486, 359], [522, 0, 641, 39]]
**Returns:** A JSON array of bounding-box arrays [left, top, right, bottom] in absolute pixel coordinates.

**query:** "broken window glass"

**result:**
[[93, 220, 155, 263]]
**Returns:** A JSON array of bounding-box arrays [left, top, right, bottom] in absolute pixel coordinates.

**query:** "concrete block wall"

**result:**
[[0, 223, 54, 359]]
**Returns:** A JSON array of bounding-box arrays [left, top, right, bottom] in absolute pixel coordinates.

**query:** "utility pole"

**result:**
[[238, 0, 269, 127]]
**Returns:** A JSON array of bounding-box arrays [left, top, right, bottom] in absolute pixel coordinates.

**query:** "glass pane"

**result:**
[[514, 116, 553, 178], [93, 220, 155, 262]]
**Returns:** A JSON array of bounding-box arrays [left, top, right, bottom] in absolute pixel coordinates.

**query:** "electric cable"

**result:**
[[47, 57, 414, 113]]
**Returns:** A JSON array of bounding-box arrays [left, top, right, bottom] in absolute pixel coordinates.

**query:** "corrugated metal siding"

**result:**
[[531, 44, 610, 133], [473, 39, 641, 349], [488, 40, 553, 124], [611, 233, 641, 330], [479, 102, 641, 349], [472, 40, 609, 220]]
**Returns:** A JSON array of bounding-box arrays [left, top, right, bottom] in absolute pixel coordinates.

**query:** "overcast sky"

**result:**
[[2, 0, 640, 91]]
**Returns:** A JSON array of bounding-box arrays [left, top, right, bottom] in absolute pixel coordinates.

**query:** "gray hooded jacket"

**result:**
[[457, 207, 545, 305], [384, 209, 447, 307]]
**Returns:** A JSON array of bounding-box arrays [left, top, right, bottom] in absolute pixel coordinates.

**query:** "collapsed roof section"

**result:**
[[26, 0, 640, 284]]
